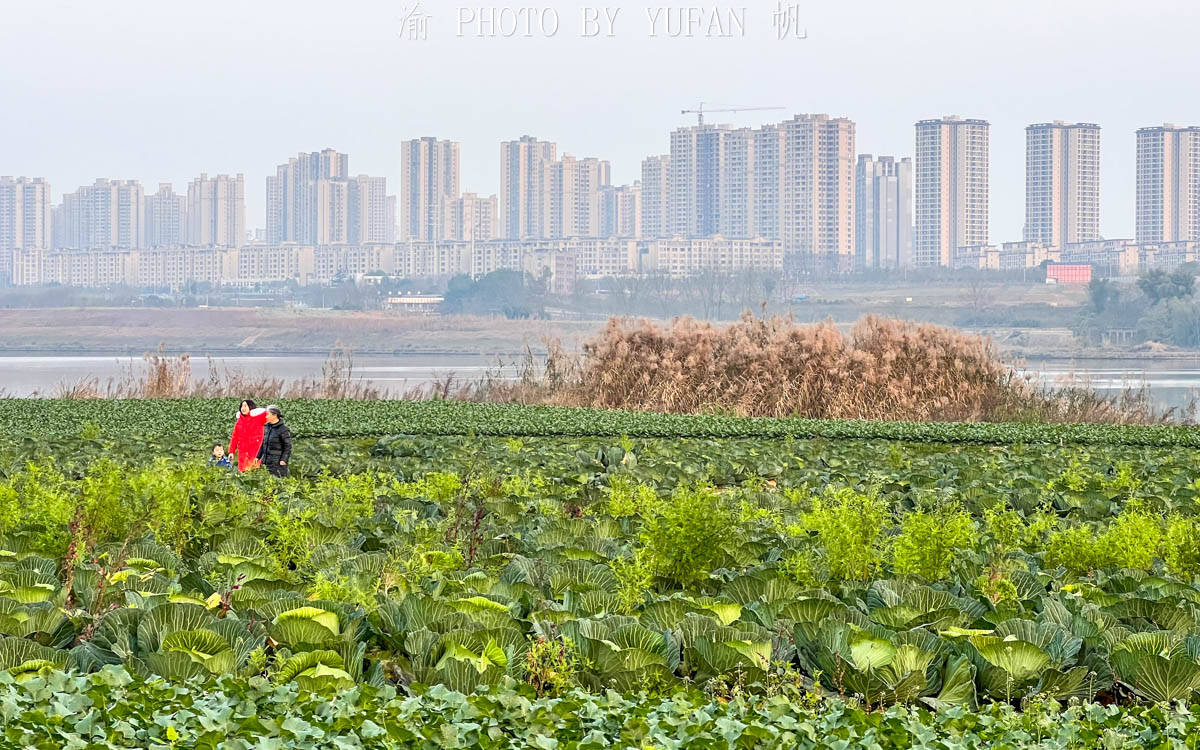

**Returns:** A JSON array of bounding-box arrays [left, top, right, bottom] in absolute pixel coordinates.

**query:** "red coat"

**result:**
[[229, 408, 268, 472]]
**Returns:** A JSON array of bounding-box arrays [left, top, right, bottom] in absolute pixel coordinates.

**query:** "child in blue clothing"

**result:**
[[208, 443, 233, 468]]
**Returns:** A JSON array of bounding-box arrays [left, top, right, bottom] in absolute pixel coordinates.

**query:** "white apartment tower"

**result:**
[[855, 156, 913, 268], [753, 125, 786, 244], [349, 175, 396, 244], [316, 179, 350, 245], [400, 138, 460, 242], [0, 176, 51, 252], [780, 114, 856, 265], [550, 155, 611, 238], [186, 173, 245, 248], [145, 184, 185, 247], [719, 127, 755, 239], [53, 179, 145, 250], [1024, 122, 1101, 247], [500, 136, 557, 240], [669, 123, 729, 238], [442, 192, 499, 241], [0, 177, 51, 280], [640, 155, 671, 238], [914, 116, 990, 266], [266, 148, 349, 244], [1136, 124, 1200, 243], [667, 115, 854, 265], [600, 183, 642, 239]]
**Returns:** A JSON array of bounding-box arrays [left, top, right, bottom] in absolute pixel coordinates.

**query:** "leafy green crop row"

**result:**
[[6, 434, 1200, 708], [0, 398, 1197, 447], [3, 667, 1199, 750]]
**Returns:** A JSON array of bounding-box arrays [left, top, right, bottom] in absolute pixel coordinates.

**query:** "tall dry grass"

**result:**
[[467, 314, 1180, 424], [48, 345, 382, 400]]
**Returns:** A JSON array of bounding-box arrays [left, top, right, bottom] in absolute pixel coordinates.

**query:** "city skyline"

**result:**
[[7, 113, 1200, 262], [11, 115, 1200, 243], [3, 0, 1198, 245]]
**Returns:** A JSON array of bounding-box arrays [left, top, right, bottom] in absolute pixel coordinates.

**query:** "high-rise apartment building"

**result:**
[[145, 184, 185, 247], [500, 136, 557, 240], [855, 156, 913, 268], [316, 179, 350, 245], [600, 183, 642, 238], [1136, 124, 1200, 243], [914, 116, 990, 266], [0, 176, 51, 252], [669, 123, 730, 238], [719, 127, 754, 239], [666, 115, 854, 265], [348, 175, 396, 244], [779, 114, 856, 265], [752, 125, 786, 242], [53, 179, 145, 250], [442, 193, 499, 242], [186, 173, 245, 248], [550, 155, 611, 238], [1024, 122, 1101, 248], [266, 148, 349, 244], [0, 177, 51, 280], [640, 155, 671, 238], [400, 138, 460, 242]]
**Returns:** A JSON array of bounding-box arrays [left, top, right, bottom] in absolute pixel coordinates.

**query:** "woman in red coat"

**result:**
[[228, 399, 268, 472]]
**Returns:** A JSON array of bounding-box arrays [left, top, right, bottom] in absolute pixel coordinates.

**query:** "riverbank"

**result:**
[[0, 307, 603, 357], [2, 306, 1200, 362]]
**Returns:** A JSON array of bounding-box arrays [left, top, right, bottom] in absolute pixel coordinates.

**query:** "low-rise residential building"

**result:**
[[386, 294, 444, 314], [1140, 240, 1200, 272], [640, 236, 784, 276], [1060, 239, 1141, 277], [8, 235, 781, 288]]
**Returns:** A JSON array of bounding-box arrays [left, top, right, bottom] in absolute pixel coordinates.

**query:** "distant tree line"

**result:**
[[1077, 265, 1200, 347]]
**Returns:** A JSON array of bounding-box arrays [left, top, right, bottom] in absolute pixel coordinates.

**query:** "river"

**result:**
[[0, 353, 509, 398], [1022, 357, 1200, 415]]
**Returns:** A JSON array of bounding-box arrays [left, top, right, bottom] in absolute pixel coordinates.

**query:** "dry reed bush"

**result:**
[[493, 314, 1180, 424], [559, 314, 1017, 420], [44, 345, 382, 401]]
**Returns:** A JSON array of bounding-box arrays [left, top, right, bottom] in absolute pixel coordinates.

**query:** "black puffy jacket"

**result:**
[[256, 419, 293, 466]]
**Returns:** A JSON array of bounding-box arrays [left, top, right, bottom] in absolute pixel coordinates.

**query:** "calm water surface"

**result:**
[[0, 354, 512, 397], [1021, 357, 1200, 414]]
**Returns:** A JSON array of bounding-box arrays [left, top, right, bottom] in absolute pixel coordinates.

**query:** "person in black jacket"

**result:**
[[255, 405, 293, 477]]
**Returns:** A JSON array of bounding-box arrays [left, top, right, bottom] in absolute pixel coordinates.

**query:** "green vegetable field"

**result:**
[[3, 399, 1200, 748]]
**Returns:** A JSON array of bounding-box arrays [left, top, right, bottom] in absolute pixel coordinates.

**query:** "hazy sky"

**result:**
[[3, 0, 1198, 241]]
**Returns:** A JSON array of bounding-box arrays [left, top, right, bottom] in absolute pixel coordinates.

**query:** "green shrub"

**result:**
[[1045, 503, 1163, 576], [519, 636, 582, 698], [0, 459, 75, 556], [640, 485, 736, 586], [1099, 502, 1162, 570], [1044, 524, 1104, 575], [892, 502, 976, 580], [308, 571, 380, 613], [611, 547, 655, 613], [981, 503, 1025, 553], [779, 545, 826, 588], [1164, 516, 1200, 579], [606, 475, 658, 518], [306, 471, 381, 528], [396, 472, 462, 504], [803, 486, 889, 581]]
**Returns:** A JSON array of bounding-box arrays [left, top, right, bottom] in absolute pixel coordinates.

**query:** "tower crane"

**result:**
[[680, 103, 785, 126]]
